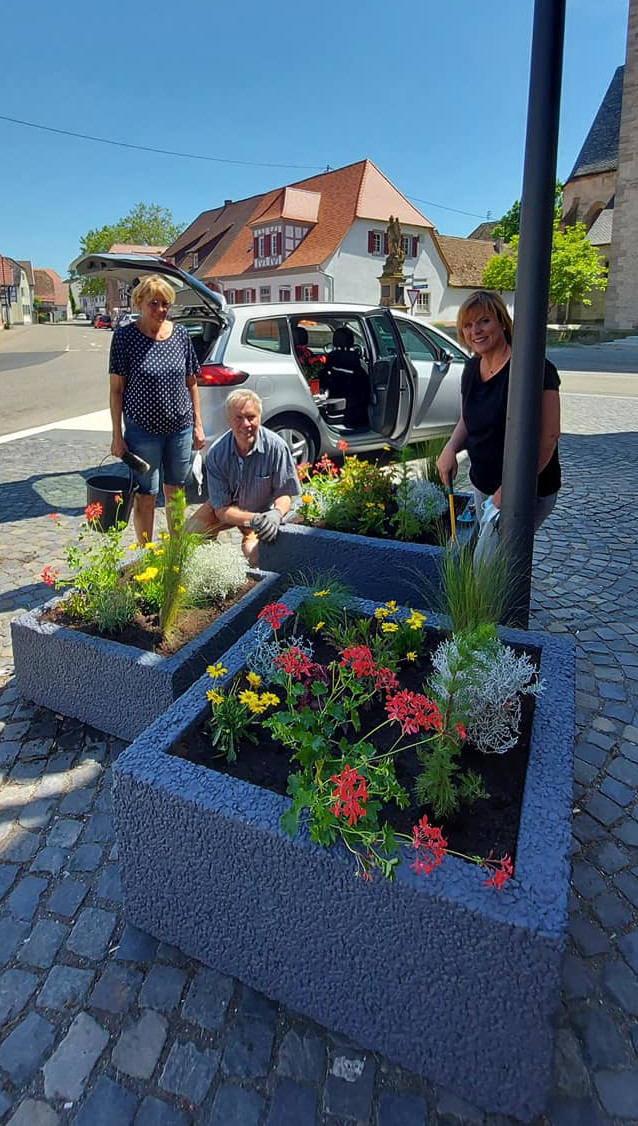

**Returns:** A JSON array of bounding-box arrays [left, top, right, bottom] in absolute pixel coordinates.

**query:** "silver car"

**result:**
[[71, 252, 467, 464]]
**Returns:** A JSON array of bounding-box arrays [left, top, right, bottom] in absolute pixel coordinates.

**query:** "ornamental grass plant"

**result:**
[[204, 594, 528, 889], [428, 539, 509, 633]]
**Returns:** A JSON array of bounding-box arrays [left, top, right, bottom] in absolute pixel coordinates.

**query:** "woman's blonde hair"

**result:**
[[131, 275, 175, 310], [456, 290, 513, 348]]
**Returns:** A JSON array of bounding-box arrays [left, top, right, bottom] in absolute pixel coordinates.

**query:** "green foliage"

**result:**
[[430, 542, 508, 633], [206, 670, 265, 763], [482, 218, 608, 308], [294, 571, 356, 634], [132, 491, 200, 635], [183, 541, 248, 606], [402, 434, 453, 483], [492, 182, 563, 242], [62, 507, 137, 633], [77, 203, 182, 296], [390, 451, 422, 542]]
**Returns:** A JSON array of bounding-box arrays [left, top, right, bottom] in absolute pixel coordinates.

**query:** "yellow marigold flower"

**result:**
[[259, 692, 280, 709], [238, 689, 260, 711], [172, 566, 180, 573], [128, 543, 138, 551], [406, 651, 417, 662], [378, 503, 385, 511], [383, 445, 391, 451], [206, 689, 223, 704], [313, 589, 330, 597], [133, 569, 151, 582], [178, 585, 186, 594], [381, 622, 399, 633], [159, 531, 169, 540], [143, 542, 157, 550], [155, 548, 165, 556], [406, 610, 426, 630], [374, 606, 391, 620], [385, 600, 397, 611], [313, 621, 325, 632], [301, 493, 313, 504], [207, 662, 228, 680], [246, 671, 261, 688]]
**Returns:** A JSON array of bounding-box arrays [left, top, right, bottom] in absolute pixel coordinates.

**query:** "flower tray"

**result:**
[[258, 500, 475, 605], [112, 589, 574, 1120], [10, 569, 280, 742]]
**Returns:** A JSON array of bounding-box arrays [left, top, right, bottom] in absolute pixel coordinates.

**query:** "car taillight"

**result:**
[[197, 364, 249, 387]]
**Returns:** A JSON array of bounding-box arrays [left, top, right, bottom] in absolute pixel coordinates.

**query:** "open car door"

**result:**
[[362, 309, 417, 445], [69, 253, 228, 327]]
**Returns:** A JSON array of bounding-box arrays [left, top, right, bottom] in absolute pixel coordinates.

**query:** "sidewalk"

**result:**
[[0, 398, 637, 1125]]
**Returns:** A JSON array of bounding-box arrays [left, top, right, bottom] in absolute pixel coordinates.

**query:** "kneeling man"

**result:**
[[190, 389, 301, 564]]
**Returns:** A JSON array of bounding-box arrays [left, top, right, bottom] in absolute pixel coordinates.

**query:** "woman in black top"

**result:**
[[109, 275, 204, 543], [436, 290, 561, 531]]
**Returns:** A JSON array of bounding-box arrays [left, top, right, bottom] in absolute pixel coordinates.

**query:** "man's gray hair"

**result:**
[[225, 389, 263, 418]]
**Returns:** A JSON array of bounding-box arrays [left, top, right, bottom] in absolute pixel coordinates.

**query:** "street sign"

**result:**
[[407, 288, 420, 308]]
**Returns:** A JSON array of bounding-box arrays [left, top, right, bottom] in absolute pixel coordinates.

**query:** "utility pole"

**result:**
[[500, 0, 566, 627]]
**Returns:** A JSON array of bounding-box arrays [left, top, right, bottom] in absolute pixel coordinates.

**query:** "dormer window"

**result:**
[[252, 229, 283, 267]]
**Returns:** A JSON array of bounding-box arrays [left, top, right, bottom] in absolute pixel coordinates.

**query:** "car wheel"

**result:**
[[266, 415, 318, 464]]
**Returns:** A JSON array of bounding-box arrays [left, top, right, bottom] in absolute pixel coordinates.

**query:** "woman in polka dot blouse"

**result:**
[[109, 274, 205, 543]]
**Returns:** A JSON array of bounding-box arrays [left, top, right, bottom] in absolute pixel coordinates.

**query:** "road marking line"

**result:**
[[0, 409, 112, 445]]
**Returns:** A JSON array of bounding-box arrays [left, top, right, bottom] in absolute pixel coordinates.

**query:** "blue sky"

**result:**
[[1, 0, 629, 278]]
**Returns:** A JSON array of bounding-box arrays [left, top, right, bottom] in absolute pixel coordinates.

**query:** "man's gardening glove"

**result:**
[[250, 509, 282, 543]]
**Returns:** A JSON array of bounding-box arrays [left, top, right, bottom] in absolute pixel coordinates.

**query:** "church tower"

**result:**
[[605, 0, 638, 328]]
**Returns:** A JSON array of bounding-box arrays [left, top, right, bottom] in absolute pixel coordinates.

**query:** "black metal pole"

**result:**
[[500, 0, 566, 627]]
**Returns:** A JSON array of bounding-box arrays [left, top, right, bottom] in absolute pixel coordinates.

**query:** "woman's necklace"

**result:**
[[481, 348, 511, 379]]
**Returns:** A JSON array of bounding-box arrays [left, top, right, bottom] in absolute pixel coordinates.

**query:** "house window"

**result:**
[[259, 286, 271, 303], [279, 287, 291, 302], [227, 290, 236, 304], [192, 251, 199, 269], [416, 291, 431, 314], [367, 230, 384, 254], [294, 284, 319, 301], [257, 235, 265, 258]]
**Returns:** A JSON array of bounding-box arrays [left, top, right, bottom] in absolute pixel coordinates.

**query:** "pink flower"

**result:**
[[41, 565, 59, 586], [47, 512, 60, 520], [337, 439, 349, 452], [483, 853, 514, 889], [274, 646, 313, 680], [385, 691, 442, 736], [85, 501, 103, 522]]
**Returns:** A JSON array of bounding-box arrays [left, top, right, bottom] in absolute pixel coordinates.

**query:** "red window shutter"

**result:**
[[295, 286, 302, 300], [412, 236, 419, 257], [383, 234, 389, 254], [237, 289, 244, 302], [250, 289, 256, 302], [276, 232, 282, 255], [367, 231, 375, 253], [253, 237, 259, 258], [264, 235, 271, 256], [311, 285, 318, 300]]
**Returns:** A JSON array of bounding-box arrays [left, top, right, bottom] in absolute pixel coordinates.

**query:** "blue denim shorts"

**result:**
[[124, 418, 193, 496]]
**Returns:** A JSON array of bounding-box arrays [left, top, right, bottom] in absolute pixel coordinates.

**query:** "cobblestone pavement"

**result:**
[[0, 397, 637, 1125]]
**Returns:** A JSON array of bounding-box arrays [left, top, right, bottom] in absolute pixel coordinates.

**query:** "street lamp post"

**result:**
[[500, 0, 566, 627]]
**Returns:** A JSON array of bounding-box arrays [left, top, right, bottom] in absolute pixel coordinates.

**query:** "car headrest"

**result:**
[[332, 326, 354, 350], [293, 326, 309, 347]]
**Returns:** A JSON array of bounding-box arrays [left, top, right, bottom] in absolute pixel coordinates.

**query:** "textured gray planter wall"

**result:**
[[11, 570, 279, 742], [259, 502, 475, 605], [112, 589, 574, 1121]]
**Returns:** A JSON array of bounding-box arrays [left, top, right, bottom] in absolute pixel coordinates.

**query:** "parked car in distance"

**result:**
[[94, 314, 112, 329], [75, 311, 89, 320], [113, 311, 140, 329], [71, 253, 468, 467]]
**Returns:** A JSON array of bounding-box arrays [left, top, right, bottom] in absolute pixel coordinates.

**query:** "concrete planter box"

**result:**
[[112, 589, 574, 1121], [259, 498, 475, 604], [11, 570, 279, 742]]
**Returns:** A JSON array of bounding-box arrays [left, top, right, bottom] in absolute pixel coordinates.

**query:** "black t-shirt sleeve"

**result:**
[[543, 359, 560, 391], [109, 327, 128, 377]]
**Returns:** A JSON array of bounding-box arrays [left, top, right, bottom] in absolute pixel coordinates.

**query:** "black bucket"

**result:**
[[86, 461, 137, 532]]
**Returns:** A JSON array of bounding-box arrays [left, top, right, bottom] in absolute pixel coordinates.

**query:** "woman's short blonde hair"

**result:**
[[131, 275, 175, 310], [456, 290, 513, 348]]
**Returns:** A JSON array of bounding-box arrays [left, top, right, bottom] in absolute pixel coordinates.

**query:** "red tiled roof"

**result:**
[[0, 256, 14, 287], [34, 268, 69, 307], [167, 160, 433, 282], [435, 235, 499, 287]]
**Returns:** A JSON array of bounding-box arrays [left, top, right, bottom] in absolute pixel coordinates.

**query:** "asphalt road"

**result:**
[[0, 323, 110, 436], [0, 324, 637, 438]]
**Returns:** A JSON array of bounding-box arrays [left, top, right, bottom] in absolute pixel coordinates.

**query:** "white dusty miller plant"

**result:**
[[429, 632, 544, 754], [183, 541, 248, 605], [405, 478, 448, 527]]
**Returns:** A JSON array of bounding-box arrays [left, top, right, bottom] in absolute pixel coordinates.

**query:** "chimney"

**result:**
[[224, 199, 232, 206]]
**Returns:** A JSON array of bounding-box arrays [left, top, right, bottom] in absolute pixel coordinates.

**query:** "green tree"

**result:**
[[482, 220, 608, 312], [77, 203, 182, 296], [492, 183, 563, 242]]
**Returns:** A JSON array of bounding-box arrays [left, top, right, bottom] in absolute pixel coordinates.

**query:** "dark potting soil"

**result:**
[[41, 578, 257, 656], [172, 631, 540, 865], [305, 492, 471, 547]]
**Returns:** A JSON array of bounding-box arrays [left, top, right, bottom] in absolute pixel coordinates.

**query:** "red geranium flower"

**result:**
[[483, 853, 514, 889], [340, 644, 378, 679], [47, 513, 60, 520], [41, 565, 59, 586], [257, 602, 292, 630], [385, 691, 442, 736], [411, 814, 448, 876], [455, 722, 467, 741], [337, 439, 349, 452], [329, 764, 369, 826], [274, 646, 313, 680], [85, 501, 103, 522]]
